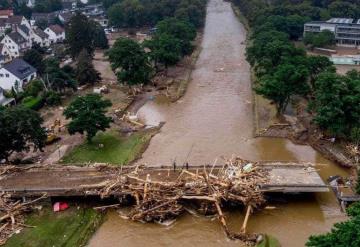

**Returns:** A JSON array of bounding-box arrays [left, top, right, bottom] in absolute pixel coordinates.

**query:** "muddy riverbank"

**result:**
[[88, 0, 348, 246]]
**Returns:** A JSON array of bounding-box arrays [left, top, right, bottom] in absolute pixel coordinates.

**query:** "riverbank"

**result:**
[[61, 128, 159, 165], [232, 3, 355, 169], [4, 203, 103, 247]]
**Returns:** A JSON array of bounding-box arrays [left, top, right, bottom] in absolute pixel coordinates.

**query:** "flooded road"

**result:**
[[89, 0, 348, 246]]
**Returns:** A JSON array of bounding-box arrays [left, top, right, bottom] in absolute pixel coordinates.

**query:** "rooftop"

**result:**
[[48, 24, 64, 34], [0, 9, 13, 17], [33, 27, 49, 39], [7, 15, 24, 25], [327, 18, 354, 24], [3, 58, 36, 80], [18, 24, 30, 35], [7, 32, 27, 44]]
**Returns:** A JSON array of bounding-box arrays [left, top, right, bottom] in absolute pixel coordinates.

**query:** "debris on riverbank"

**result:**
[[0, 193, 46, 245], [0, 157, 272, 245]]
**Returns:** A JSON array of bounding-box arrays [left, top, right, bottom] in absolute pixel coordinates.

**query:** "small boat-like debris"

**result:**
[[328, 175, 360, 211]]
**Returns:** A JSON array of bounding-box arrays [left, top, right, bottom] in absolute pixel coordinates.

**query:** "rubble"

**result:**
[[0, 193, 46, 245]]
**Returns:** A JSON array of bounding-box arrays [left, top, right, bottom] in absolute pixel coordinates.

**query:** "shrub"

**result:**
[[22, 96, 44, 110], [43, 91, 61, 106], [24, 80, 44, 97]]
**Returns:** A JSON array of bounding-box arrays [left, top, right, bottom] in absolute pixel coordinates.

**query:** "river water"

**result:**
[[88, 0, 347, 246]]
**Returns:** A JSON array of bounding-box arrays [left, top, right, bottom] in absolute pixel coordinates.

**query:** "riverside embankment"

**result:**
[[88, 0, 348, 246]]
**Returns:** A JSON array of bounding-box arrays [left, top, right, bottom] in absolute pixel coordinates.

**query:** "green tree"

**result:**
[[64, 94, 112, 142], [255, 63, 309, 113], [306, 55, 335, 88], [44, 58, 77, 92], [92, 21, 109, 49], [108, 0, 145, 28], [304, 30, 335, 48], [0, 106, 46, 162], [66, 13, 95, 58], [328, 1, 358, 19], [34, 0, 62, 12], [312, 72, 347, 135], [312, 70, 360, 137], [156, 17, 196, 55], [144, 33, 182, 70], [75, 49, 101, 85], [175, 5, 205, 28], [23, 49, 45, 74], [107, 38, 152, 85], [17, 3, 32, 19], [246, 30, 305, 75]]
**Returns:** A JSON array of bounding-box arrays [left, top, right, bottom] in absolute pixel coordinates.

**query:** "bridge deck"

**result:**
[[0, 162, 328, 197]]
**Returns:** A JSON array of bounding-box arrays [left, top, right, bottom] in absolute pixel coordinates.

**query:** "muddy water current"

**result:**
[[88, 0, 348, 246]]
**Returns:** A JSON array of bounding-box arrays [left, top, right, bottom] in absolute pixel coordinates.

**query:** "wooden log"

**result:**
[[241, 205, 252, 233], [214, 199, 229, 234], [94, 204, 121, 210], [144, 174, 151, 200], [181, 195, 217, 201]]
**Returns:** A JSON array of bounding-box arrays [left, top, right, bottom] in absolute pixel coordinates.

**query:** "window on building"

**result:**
[[5, 73, 9, 77]]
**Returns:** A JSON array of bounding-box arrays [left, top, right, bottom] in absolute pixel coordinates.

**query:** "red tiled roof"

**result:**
[[48, 24, 64, 35], [0, 9, 13, 17]]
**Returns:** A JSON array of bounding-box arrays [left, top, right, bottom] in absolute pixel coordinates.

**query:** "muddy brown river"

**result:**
[[88, 0, 348, 246]]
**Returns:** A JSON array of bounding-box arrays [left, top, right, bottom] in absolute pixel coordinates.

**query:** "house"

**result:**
[[1, 32, 30, 58], [6, 15, 31, 30], [0, 15, 31, 37], [58, 12, 73, 24], [0, 44, 11, 63], [0, 58, 37, 91], [31, 12, 58, 26], [17, 0, 35, 8], [91, 16, 108, 27], [304, 18, 360, 47], [62, 1, 77, 10], [16, 24, 33, 46], [44, 24, 65, 43], [0, 87, 15, 106], [0, 9, 14, 19], [0, 55, 5, 67], [31, 28, 50, 47]]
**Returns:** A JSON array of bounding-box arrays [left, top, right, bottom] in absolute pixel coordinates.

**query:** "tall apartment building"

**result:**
[[304, 18, 360, 46]]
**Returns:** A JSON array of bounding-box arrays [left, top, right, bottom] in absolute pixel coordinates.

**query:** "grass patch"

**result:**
[[61, 129, 157, 165], [5, 205, 103, 247]]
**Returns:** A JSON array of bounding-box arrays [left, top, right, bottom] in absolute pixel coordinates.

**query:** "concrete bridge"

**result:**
[[0, 162, 329, 198]]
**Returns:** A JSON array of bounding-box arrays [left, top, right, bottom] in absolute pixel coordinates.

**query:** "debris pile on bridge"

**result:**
[[0, 193, 46, 245], [95, 157, 269, 244]]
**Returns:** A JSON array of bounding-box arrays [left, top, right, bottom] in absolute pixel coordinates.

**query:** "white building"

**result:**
[[304, 18, 360, 47], [31, 28, 50, 47], [0, 15, 31, 38], [6, 15, 31, 31], [44, 25, 65, 44], [0, 58, 37, 91], [0, 44, 11, 61], [16, 24, 33, 46], [1, 32, 30, 58]]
